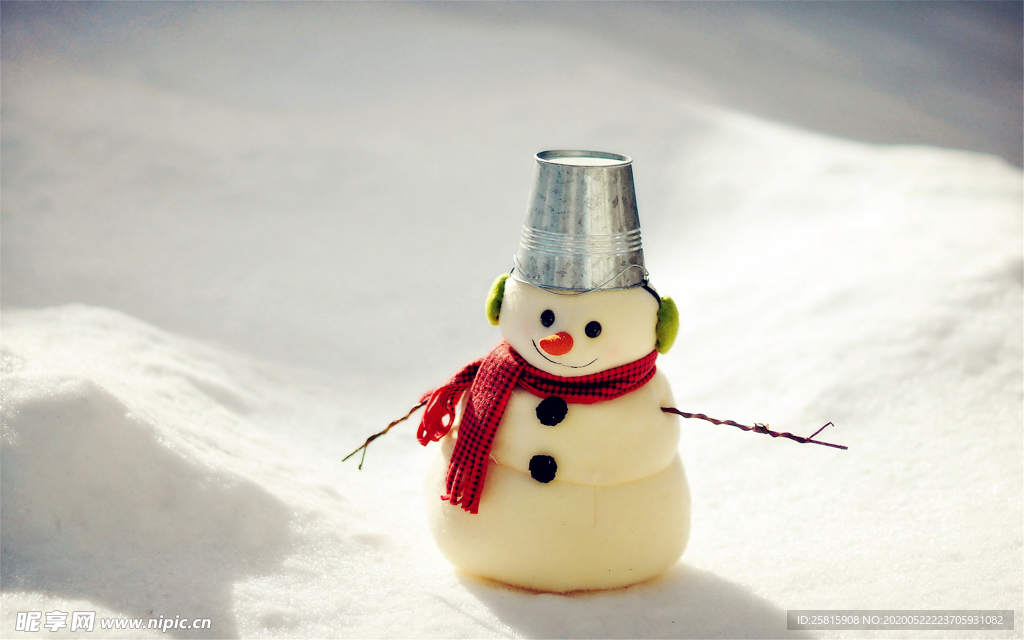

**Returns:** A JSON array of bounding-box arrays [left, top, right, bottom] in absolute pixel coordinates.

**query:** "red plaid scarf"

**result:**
[[418, 340, 658, 514]]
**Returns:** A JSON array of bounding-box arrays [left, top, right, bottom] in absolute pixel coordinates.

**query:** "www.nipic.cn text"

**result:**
[[15, 611, 212, 633]]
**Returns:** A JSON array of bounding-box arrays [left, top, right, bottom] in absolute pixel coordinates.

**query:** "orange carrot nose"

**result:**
[[539, 332, 574, 356]]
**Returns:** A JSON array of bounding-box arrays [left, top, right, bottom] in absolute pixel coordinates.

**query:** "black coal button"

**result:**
[[529, 455, 557, 483], [535, 396, 568, 426]]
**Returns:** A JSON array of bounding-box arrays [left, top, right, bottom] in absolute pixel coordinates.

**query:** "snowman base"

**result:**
[[426, 433, 691, 593]]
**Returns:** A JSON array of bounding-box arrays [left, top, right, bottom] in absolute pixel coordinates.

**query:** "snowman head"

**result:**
[[485, 274, 679, 376]]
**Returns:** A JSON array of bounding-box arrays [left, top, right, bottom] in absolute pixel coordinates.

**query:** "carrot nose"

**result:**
[[539, 332, 574, 356]]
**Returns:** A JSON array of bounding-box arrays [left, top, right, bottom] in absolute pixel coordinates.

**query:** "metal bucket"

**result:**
[[512, 150, 647, 293]]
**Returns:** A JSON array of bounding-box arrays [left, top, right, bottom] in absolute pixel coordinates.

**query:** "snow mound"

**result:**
[[2, 307, 292, 637]]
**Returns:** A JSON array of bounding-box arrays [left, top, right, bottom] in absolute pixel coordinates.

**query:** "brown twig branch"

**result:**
[[343, 399, 428, 469], [661, 408, 847, 450]]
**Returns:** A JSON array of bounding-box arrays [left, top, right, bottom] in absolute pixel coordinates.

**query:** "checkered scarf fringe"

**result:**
[[417, 340, 658, 514]]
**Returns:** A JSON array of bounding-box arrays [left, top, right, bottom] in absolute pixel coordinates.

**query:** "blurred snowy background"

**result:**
[[1, 2, 1021, 638]]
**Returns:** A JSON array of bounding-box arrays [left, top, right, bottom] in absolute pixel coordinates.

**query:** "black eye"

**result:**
[[540, 309, 555, 327], [585, 321, 602, 338]]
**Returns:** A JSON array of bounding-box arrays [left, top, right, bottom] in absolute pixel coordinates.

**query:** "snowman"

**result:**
[[417, 151, 690, 593]]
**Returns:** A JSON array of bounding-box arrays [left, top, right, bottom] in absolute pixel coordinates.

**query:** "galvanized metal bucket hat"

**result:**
[[512, 150, 647, 293]]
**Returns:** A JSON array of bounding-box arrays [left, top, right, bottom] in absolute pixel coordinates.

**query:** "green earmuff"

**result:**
[[485, 273, 509, 326], [655, 296, 679, 354]]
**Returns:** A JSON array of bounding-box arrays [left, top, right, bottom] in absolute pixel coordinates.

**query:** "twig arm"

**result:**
[[343, 399, 428, 469], [661, 408, 847, 450]]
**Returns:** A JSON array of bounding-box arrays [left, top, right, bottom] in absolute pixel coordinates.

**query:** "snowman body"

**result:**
[[425, 278, 690, 592]]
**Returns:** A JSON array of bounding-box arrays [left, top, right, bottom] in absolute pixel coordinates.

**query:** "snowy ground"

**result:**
[[2, 3, 1022, 639]]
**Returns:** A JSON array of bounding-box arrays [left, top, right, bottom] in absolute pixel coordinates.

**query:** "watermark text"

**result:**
[[16, 611, 211, 633]]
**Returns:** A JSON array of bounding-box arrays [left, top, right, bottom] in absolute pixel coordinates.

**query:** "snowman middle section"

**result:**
[[491, 369, 680, 486]]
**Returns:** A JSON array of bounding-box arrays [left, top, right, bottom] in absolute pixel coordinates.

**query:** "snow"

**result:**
[[1, 3, 1021, 638]]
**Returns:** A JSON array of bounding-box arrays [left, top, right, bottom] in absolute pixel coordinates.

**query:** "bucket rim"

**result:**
[[535, 150, 632, 167]]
